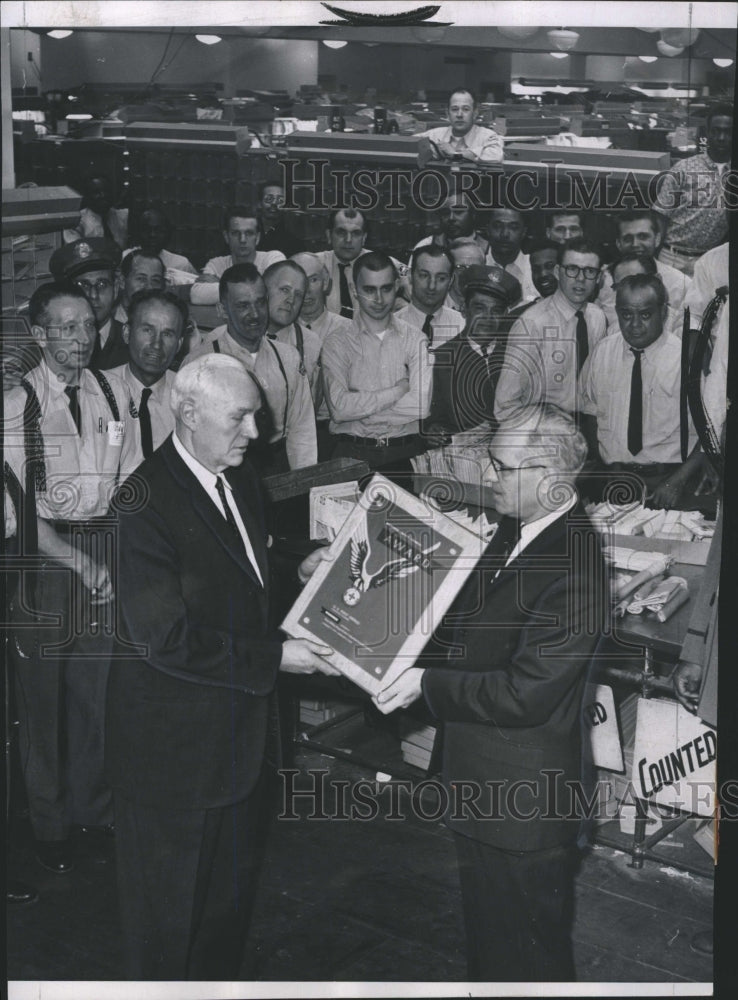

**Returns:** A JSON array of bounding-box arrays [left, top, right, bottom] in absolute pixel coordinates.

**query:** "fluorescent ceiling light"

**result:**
[[638, 56, 658, 63], [195, 34, 222, 45], [47, 30, 73, 39], [322, 40, 348, 49]]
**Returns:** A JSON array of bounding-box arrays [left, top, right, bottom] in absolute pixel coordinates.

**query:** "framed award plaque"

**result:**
[[281, 475, 488, 696]]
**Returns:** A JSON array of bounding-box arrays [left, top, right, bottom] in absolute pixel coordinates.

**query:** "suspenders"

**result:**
[[211, 336, 290, 434]]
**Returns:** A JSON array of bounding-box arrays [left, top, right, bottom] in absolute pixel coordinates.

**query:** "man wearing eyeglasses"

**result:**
[[50, 237, 128, 370], [447, 240, 486, 314], [257, 182, 300, 257], [495, 238, 607, 421], [3, 282, 131, 876], [373, 403, 607, 982]]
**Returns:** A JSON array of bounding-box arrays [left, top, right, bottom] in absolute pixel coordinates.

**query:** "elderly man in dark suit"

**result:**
[[374, 403, 608, 982], [106, 352, 336, 980]]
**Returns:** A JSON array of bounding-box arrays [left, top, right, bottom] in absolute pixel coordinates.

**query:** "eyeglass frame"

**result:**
[[560, 264, 600, 281], [487, 453, 548, 476], [41, 319, 97, 337], [75, 277, 114, 294]]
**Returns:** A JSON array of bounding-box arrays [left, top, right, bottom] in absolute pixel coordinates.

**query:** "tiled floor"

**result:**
[[7, 710, 716, 990]]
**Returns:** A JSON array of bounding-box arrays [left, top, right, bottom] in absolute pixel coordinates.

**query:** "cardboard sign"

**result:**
[[632, 697, 716, 818], [583, 684, 624, 772]]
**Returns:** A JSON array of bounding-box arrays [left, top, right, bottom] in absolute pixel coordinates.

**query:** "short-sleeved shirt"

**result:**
[[683, 243, 729, 328], [183, 326, 317, 469], [416, 124, 504, 163], [3, 360, 130, 520], [189, 250, 286, 306], [652, 153, 730, 252], [107, 364, 177, 478], [495, 290, 607, 417], [321, 312, 432, 437], [578, 332, 697, 465]]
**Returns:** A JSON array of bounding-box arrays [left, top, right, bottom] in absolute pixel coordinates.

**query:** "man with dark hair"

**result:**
[[447, 239, 486, 313], [4, 281, 130, 874], [63, 173, 128, 249], [600, 253, 681, 336], [257, 182, 300, 257], [596, 210, 691, 326], [190, 205, 285, 306], [545, 210, 584, 244], [480, 207, 536, 303], [316, 208, 370, 319], [425, 264, 521, 445], [118, 250, 165, 311], [396, 245, 464, 350], [416, 88, 503, 164], [184, 262, 317, 470], [527, 237, 560, 300], [373, 403, 607, 982], [414, 193, 477, 251], [579, 273, 706, 508], [495, 238, 607, 418], [107, 289, 187, 477], [49, 237, 127, 369], [321, 251, 431, 474], [132, 206, 198, 282], [652, 103, 732, 275]]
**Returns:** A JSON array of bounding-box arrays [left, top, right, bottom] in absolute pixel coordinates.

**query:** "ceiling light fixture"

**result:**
[[195, 34, 222, 45], [713, 58, 734, 68], [322, 40, 348, 49], [547, 28, 580, 51], [550, 51, 569, 59], [47, 29, 73, 39], [638, 55, 659, 63]]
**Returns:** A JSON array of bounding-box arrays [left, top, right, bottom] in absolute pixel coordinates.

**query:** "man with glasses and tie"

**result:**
[[372, 403, 607, 982], [3, 282, 130, 875], [396, 245, 464, 354], [106, 353, 337, 979], [50, 237, 128, 369], [495, 238, 607, 423], [107, 289, 186, 478], [578, 273, 708, 510]]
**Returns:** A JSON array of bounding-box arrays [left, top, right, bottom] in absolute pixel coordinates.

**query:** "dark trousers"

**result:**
[[114, 776, 268, 980], [455, 833, 578, 982], [10, 555, 114, 841]]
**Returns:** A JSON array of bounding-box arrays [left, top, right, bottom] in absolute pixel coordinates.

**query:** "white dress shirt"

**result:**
[[395, 301, 465, 353], [171, 432, 263, 585]]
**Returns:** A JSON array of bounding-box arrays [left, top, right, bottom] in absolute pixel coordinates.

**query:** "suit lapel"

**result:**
[[162, 441, 264, 588], [226, 466, 269, 589]]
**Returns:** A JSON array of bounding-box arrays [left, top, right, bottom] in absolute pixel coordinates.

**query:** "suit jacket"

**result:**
[[106, 436, 283, 810], [421, 504, 607, 851], [428, 334, 506, 434], [92, 317, 129, 371]]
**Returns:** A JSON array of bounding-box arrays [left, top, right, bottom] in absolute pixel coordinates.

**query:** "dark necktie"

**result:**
[[575, 310, 589, 373], [488, 515, 522, 561], [422, 313, 434, 346], [138, 387, 153, 459], [338, 263, 353, 319], [64, 385, 81, 434], [628, 348, 644, 456], [215, 475, 245, 551]]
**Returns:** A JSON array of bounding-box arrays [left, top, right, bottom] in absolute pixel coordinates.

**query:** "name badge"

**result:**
[[107, 421, 124, 446]]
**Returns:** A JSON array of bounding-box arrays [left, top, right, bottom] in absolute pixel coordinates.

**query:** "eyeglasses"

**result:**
[[76, 278, 113, 295], [261, 194, 282, 204], [43, 320, 97, 337], [487, 454, 547, 476], [561, 264, 599, 281]]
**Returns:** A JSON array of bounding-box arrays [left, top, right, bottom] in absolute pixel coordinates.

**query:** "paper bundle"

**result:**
[[626, 576, 689, 621], [309, 482, 360, 541]]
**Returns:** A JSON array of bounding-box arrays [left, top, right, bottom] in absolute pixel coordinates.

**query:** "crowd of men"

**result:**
[[2, 90, 731, 982]]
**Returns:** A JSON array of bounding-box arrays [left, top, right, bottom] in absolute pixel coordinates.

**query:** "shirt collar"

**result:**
[[551, 289, 580, 320], [37, 357, 89, 394], [172, 431, 220, 493], [123, 364, 168, 397], [517, 492, 577, 551], [354, 311, 401, 338]]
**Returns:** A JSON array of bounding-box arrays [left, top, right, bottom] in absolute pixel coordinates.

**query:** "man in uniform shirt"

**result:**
[[190, 205, 286, 306], [322, 251, 432, 475], [545, 210, 584, 244], [50, 237, 128, 370], [263, 260, 322, 406], [4, 282, 130, 873], [479, 208, 536, 304], [652, 104, 733, 275], [416, 88, 503, 165], [578, 273, 704, 509], [425, 265, 521, 445], [396, 245, 464, 352], [257, 182, 299, 257], [596, 210, 690, 326], [291, 252, 353, 460], [316, 208, 370, 319], [108, 289, 186, 478], [495, 238, 607, 419], [184, 263, 317, 471]]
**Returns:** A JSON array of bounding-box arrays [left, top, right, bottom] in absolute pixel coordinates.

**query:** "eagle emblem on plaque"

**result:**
[[342, 517, 441, 606]]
